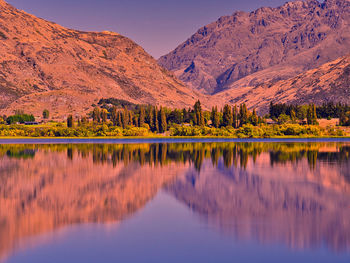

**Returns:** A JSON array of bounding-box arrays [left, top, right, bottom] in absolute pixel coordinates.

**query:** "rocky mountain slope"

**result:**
[[159, 0, 350, 96], [216, 53, 350, 113], [0, 0, 204, 119]]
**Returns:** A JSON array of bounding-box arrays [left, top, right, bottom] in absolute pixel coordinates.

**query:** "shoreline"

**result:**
[[0, 136, 350, 144]]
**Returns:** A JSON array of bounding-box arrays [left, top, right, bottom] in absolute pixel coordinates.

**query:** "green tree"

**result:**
[[222, 104, 233, 127], [193, 100, 204, 126], [139, 106, 146, 127], [211, 106, 220, 128], [340, 111, 350, 126], [117, 111, 123, 127], [101, 109, 108, 123], [152, 106, 159, 132], [233, 105, 238, 128], [122, 107, 129, 128], [239, 103, 249, 127], [42, 109, 49, 119], [148, 106, 154, 129], [92, 107, 101, 123], [67, 115, 74, 128], [111, 107, 117, 126], [159, 107, 167, 133], [250, 109, 259, 126], [307, 104, 318, 125], [290, 109, 296, 123]]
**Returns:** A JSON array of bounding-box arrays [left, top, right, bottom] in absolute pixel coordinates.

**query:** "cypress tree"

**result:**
[[117, 111, 123, 127], [251, 109, 259, 126], [233, 105, 238, 128], [111, 107, 117, 126], [153, 106, 159, 133], [92, 107, 100, 123], [239, 103, 249, 127], [312, 104, 318, 125], [193, 100, 203, 126], [67, 115, 74, 128], [139, 106, 146, 127], [290, 109, 296, 123], [42, 109, 49, 119], [101, 109, 108, 123], [222, 104, 233, 127], [148, 106, 154, 129], [159, 107, 167, 133], [122, 107, 129, 128], [128, 111, 133, 126], [211, 106, 220, 128]]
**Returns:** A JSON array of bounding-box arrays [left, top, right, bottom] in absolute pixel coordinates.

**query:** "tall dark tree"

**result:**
[[193, 100, 204, 126], [111, 107, 117, 126], [159, 107, 167, 133], [307, 104, 318, 125], [122, 107, 129, 128], [101, 109, 108, 123], [250, 109, 259, 126], [239, 103, 249, 127], [152, 106, 159, 132], [139, 106, 146, 127], [222, 104, 233, 127], [117, 111, 123, 127], [233, 105, 238, 128], [211, 106, 220, 128], [42, 109, 49, 119], [67, 115, 74, 128], [92, 107, 101, 123], [148, 106, 154, 129]]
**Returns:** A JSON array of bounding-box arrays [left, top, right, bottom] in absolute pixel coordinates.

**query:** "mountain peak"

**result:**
[[159, 0, 350, 98], [0, 0, 204, 119]]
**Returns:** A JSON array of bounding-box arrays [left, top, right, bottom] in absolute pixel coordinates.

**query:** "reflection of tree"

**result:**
[[1, 142, 350, 170]]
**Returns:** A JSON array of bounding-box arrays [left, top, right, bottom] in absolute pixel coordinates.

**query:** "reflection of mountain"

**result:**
[[167, 155, 350, 252], [1, 142, 350, 260], [0, 147, 187, 261]]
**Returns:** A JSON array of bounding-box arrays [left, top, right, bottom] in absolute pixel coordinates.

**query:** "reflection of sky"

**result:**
[[5, 192, 350, 263], [7, 0, 287, 58]]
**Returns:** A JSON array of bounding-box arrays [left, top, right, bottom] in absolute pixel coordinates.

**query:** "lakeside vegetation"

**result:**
[[0, 100, 349, 138]]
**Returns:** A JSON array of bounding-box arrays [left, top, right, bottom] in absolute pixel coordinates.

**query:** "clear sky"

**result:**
[[7, 0, 288, 58]]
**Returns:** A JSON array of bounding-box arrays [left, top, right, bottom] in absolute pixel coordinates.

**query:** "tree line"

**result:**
[[74, 100, 265, 132], [269, 102, 350, 125]]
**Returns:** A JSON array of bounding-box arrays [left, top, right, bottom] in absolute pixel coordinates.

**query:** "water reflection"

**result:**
[[0, 142, 350, 261]]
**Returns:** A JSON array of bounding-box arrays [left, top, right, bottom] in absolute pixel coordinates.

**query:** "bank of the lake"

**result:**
[[0, 123, 349, 139]]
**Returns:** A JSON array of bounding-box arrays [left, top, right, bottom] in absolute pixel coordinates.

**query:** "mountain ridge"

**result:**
[[159, 0, 350, 98], [0, 0, 206, 119]]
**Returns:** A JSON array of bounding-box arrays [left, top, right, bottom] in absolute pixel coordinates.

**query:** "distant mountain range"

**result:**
[[0, 0, 203, 119], [159, 0, 350, 111]]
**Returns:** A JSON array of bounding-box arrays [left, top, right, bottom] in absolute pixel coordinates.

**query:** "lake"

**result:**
[[0, 139, 350, 263]]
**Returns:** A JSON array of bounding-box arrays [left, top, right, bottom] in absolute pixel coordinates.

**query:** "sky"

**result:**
[[7, 0, 288, 58]]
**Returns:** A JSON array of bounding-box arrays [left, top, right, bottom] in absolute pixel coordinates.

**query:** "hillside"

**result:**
[[0, 0, 204, 120], [159, 0, 350, 96], [216, 53, 350, 113]]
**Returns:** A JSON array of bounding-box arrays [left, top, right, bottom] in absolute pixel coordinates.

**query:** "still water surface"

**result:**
[[0, 139, 350, 262]]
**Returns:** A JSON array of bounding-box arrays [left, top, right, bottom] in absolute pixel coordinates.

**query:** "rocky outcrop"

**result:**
[[159, 0, 350, 98], [216, 53, 350, 113]]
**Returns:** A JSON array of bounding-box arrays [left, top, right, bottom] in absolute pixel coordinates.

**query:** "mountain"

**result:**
[[0, 0, 204, 120], [216, 53, 350, 113], [159, 0, 350, 97]]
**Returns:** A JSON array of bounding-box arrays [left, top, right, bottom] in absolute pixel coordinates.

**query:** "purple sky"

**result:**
[[7, 0, 288, 58]]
